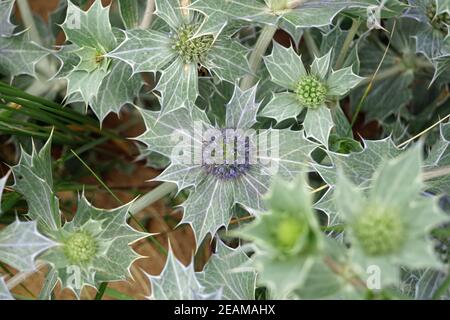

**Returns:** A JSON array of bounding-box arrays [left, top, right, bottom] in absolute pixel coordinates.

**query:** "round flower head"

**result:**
[[426, 3, 450, 34], [272, 214, 308, 252], [295, 75, 328, 108], [173, 24, 214, 63], [63, 231, 97, 264], [353, 206, 405, 256]]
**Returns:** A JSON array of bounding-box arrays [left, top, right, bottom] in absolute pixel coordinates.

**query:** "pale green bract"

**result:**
[[261, 44, 363, 146], [107, 0, 250, 114], [335, 146, 449, 288], [147, 241, 255, 300], [137, 84, 317, 247], [57, 0, 142, 122]]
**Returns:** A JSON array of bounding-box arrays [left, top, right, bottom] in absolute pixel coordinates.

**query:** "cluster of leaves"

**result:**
[[0, 0, 450, 300]]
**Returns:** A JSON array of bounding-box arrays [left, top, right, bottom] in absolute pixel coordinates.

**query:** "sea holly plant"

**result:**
[[1, 0, 450, 302], [137, 84, 317, 246], [335, 146, 449, 288], [108, 0, 250, 113], [7, 136, 148, 298], [261, 45, 363, 146]]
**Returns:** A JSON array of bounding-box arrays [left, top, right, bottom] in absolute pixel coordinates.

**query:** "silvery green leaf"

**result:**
[[259, 92, 302, 122], [0, 278, 13, 300], [107, 29, 176, 73], [225, 85, 260, 129], [303, 107, 333, 146], [61, 0, 116, 53], [205, 39, 250, 83], [43, 197, 147, 298], [424, 123, 450, 194], [414, 27, 450, 60], [181, 174, 235, 243], [64, 68, 108, 107], [282, 1, 357, 29], [155, 0, 187, 30], [198, 241, 256, 300], [311, 50, 332, 79], [137, 106, 212, 160], [327, 66, 364, 96], [0, 0, 15, 36], [90, 61, 142, 121], [190, 0, 275, 35], [12, 136, 61, 233], [0, 220, 56, 272], [147, 247, 203, 300], [155, 59, 199, 113], [264, 42, 306, 90], [0, 32, 48, 78]]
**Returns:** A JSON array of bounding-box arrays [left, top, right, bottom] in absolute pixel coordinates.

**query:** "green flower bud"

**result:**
[[273, 215, 307, 251], [173, 24, 214, 63], [353, 207, 405, 256], [63, 231, 97, 264], [295, 75, 328, 108]]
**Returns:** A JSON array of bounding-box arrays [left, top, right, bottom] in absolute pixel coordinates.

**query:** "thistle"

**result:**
[[137, 84, 317, 247], [261, 44, 363, 146], [108, 0, 250, 114], [335, 146, 449, 288]]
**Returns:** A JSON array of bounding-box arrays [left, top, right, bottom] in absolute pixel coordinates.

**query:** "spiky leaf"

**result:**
[[0, 32, 48, 78], [0, 220, 55, 272], [199, 241, 256, 300], [147, 247, 203, 300], [12, 137, 61, 234]]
